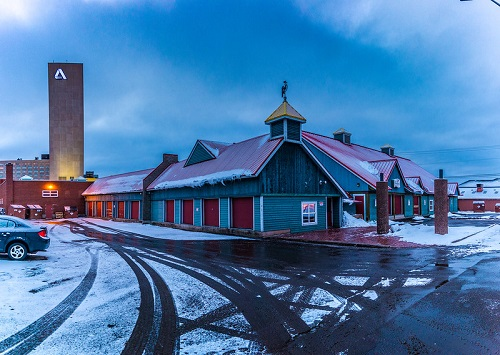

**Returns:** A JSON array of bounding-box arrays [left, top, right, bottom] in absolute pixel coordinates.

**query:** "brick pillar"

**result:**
[[376, 181, 390, 234], [5, 163, 14, 208], [434, 178, 448, 235]]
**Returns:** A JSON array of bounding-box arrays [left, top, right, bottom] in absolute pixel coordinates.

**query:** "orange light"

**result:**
[[46, 184, 54, 190]]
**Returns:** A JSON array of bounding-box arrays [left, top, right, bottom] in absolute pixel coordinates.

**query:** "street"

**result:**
[[0, 219, 499, 354]]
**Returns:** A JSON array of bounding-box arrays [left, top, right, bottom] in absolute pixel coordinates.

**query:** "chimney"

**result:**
[[477, 183, 484, 192], [381, 144, 395, 157], [142, 154, 179, 222], [333, 128, 351, 144], [5, 163, 14, 208]]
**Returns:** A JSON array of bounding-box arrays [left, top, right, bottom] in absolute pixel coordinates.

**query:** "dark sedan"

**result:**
[[0, 216, 50, 260]]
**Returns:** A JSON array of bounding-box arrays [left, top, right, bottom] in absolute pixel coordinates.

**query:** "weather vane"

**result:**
[[281, 80, 288, 102]]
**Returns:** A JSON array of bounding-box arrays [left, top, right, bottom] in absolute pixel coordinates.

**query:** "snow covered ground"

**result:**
[[343, 211, 500, 254]]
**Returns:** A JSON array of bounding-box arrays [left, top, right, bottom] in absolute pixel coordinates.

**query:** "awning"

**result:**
[[473, 201, 485, 204], [10, 204, 25, 209]]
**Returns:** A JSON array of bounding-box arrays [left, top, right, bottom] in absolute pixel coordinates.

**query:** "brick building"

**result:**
[[0, 163, 91, 219]]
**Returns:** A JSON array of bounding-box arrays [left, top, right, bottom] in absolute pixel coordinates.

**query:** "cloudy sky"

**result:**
[[0, 0, 499, 182]]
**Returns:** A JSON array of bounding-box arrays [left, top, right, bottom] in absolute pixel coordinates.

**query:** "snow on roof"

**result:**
[[448, 182, 458, 196], [459, 186, 500, 200], [148, 134, 283, 190], [82, 168, 154, 196], [199, 140, 232, 158], [303, 131, 437, 193], [459, 178, 500, 188], [406, 178, 424, 194]]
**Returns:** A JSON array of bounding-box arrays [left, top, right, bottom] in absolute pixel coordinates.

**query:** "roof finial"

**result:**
[[281, 80, 288, 102]]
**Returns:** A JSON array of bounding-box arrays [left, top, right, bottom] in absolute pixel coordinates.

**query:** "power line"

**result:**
[[399, 144, 500, 155]]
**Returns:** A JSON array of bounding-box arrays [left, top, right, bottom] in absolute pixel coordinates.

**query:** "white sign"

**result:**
[[54, 68, 67, 80]]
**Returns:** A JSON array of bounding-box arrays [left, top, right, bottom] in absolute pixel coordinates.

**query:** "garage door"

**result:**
[[165, 200, 175, 223], [87, 202, 94, 217], [231, 197, 253, 229], [204, 199, 219, 227], [118, 201, 125, 219], [96, 202, 102, 217], [131, 201, 140, 220], [183, 200, 194, 225]]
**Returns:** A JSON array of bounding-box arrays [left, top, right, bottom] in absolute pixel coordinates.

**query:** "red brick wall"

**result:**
[[459, 199, 500, 212]]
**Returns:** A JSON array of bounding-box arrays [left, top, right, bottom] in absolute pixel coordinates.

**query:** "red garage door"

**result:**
[[106, 202, 113, 218], [165, 200, 175, 223], [87, 202, 94, 217], [232, 197, 253, 229], [131, 201, 140, 220], [204, 199, 219, 227], [183, 200, 194, 225], [118, 201, 125, 219]]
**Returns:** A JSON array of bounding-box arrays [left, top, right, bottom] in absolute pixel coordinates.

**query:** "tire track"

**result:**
[[0, 248, 98, 354], [67, 221, 180, 354]]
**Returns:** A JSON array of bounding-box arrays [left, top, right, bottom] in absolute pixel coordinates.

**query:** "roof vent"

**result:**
[[333, 128, 351, 144], [477, 183, 483, 192], [381, 144, 395, 157]]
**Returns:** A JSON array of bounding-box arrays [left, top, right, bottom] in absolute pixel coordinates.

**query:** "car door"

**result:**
[[0, 219, 17, 251]]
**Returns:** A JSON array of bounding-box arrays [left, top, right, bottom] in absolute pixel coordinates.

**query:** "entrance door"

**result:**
[[231, 197, 253, 229], [353, 195, 365, 220], [87, 202, 94, 217], [96, 202, 102, 217], [413, 196, 420, 216]]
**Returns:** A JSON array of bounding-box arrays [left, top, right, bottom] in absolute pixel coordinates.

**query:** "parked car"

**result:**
[[0, 208, 5, 215], [0, 216, 50, 260]]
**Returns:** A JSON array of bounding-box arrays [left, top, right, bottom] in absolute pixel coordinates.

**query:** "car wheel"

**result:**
[[8, 243, 27, 261]]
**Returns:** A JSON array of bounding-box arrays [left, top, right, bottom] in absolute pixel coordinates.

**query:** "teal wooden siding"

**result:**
[[449, 196, 458, 213], [368, 194, 377, 221], [263, 196, 327, 233], [174, 199, 181, 224], [220, 198, 229, 228], [151, 200, 164, 222], [194, 199, 202, 226], [404, 194, 414, 217], [254, 197, 260, 231]]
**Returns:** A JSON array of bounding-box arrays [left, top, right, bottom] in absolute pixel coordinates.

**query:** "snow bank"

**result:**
[[342, 212, 372, 228]]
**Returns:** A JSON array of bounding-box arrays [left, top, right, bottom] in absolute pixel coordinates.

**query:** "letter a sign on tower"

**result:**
[[54, 68, 67, 80]]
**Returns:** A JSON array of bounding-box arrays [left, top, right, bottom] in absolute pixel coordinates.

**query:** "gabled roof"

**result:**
[[148, 135, 283, 190], [394, 157, 435, 194], [185, 140, 233, 167], [265, 101, 306, 123], [369, 160, 397, 182], [448, 182, 458, 196], [303, 131, 436, 193], [82, 168, 154, 196]]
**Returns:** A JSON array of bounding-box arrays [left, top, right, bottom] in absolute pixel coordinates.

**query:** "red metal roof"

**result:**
[[82, 168, 154, 195], [303, 131, 436, 192], [148, 135, 283, 190]]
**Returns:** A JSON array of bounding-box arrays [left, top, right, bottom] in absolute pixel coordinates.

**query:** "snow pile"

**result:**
[[392, 223, 500, 252], [342, 212, 372, 227]]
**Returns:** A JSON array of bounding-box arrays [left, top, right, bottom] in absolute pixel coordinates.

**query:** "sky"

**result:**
[[0, 0, 499, 182]]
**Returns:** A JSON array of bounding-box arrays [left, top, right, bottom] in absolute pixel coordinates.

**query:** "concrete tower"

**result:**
[[48, 63, 84, 180]]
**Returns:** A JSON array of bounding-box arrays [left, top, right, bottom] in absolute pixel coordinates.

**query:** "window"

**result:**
[[302, 202, 317, 225], [429, 199, 434, 212], [42, 190, 58, 197]]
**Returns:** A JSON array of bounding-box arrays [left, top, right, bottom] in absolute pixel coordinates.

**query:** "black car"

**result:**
[[0, 216, 50, 260]]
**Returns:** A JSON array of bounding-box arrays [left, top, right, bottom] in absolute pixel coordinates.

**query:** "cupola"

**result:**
[[333, 128, 352, 145], [265, 101, 306, 143], [381, 144, 395, 156]]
